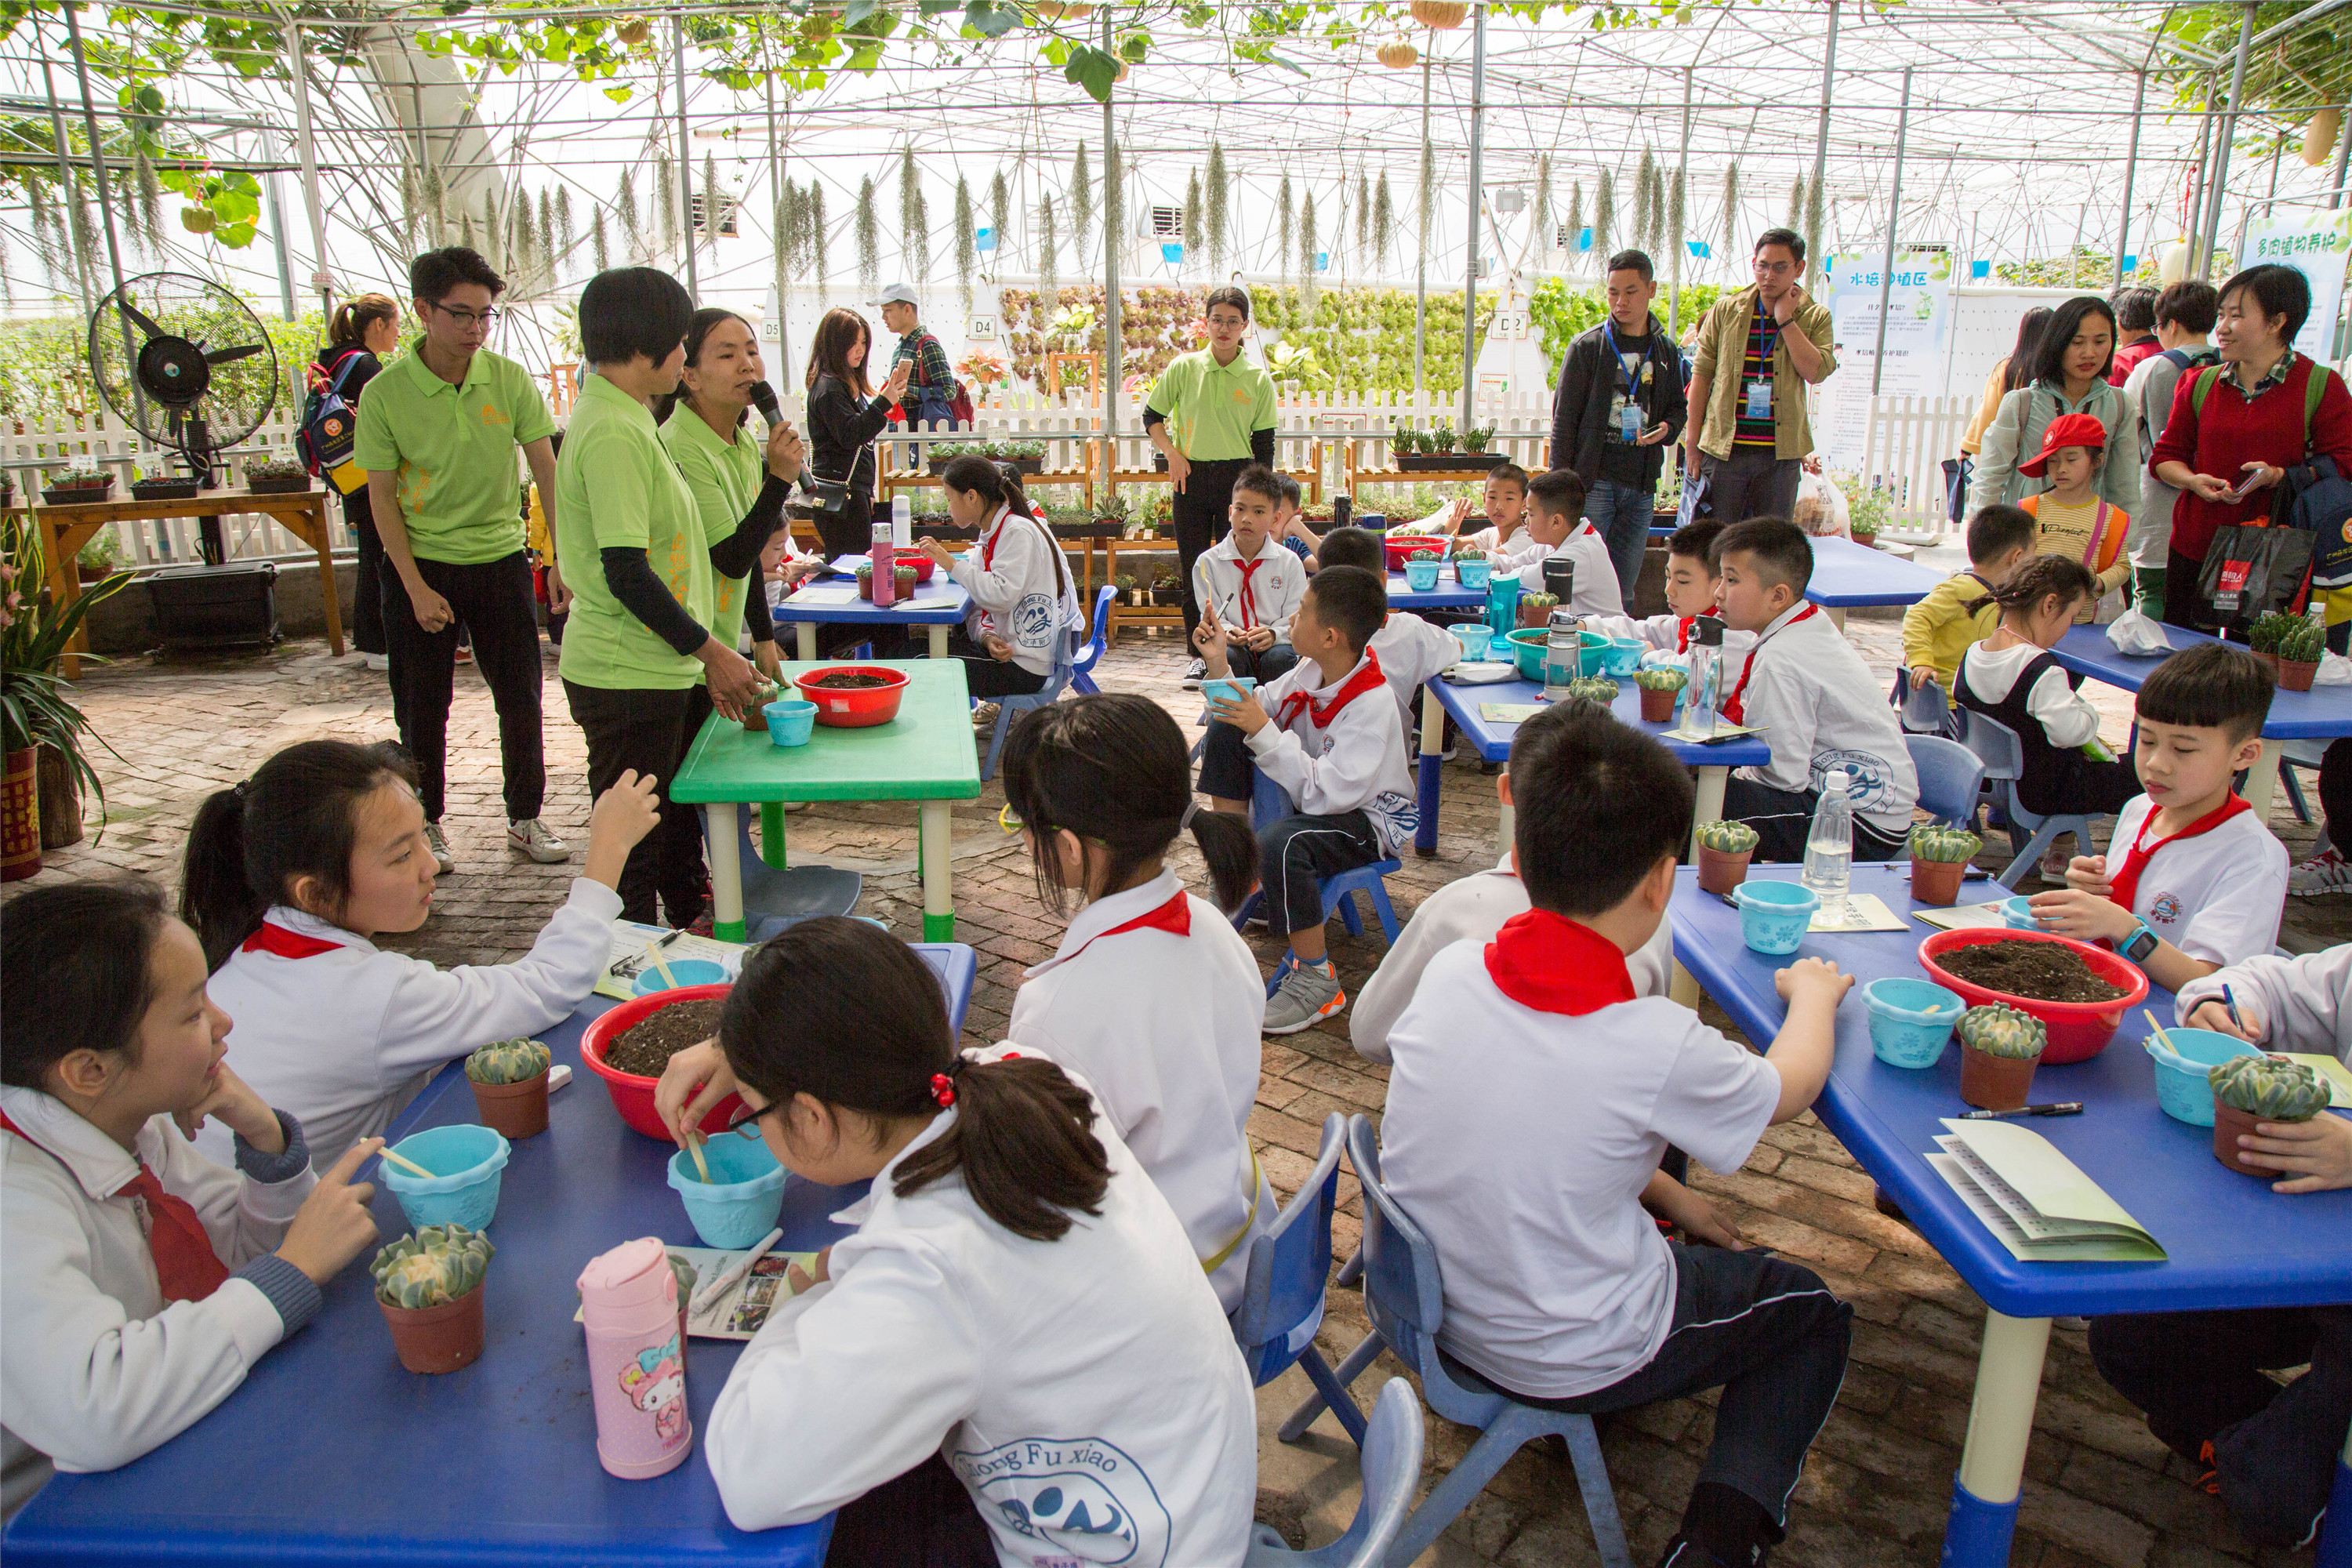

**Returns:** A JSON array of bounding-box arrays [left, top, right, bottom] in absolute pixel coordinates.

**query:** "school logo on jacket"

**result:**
[[953, 1436, 1172, 1566], [2151, 892, 2183, 924], [1814, 749, 1898, 814], [1014, 592, 1060, 648]]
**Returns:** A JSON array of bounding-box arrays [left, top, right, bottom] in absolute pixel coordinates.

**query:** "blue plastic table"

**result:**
[[1666, 864, 2352, 1566], [1417, 673, 1772, 857], [768, 557, 972, 660], [1803, 535, 1945, 627], [2049, 622, 2352, 820], [1387, 568, 1486, 612]]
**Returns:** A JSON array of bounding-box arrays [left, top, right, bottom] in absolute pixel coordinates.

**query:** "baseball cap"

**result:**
[[2018, 411, 2108, 477], [869, 282, 920, 307]]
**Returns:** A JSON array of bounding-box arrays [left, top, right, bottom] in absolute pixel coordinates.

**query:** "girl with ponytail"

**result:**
[[1954, 554, 2139, 820], [675, 917, 1257, 1565], [316, 293, 401, 665], [915, 455, 1083, 699]]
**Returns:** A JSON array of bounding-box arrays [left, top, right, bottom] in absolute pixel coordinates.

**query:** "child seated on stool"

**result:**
[[1955, 556, 2140, 828], [1584, 518, 1752, 659], [1493, 468, 1623, 618], [1313, 527, 1475, 743], [1380, 704, 1854, 1568], [1903, 503, 2037, 709], [1200, 566, 1418, 1034], [1189, 463, 1307, 686], [2027, 642, 2287, 990], [1714, 517, 1920, 862], [2090, 945, 2352, 1548]]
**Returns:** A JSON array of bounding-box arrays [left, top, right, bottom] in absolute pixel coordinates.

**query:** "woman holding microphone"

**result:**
[[804, 307, 913, 562]]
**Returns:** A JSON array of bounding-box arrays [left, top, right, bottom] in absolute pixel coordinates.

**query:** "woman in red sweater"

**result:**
[[2150, 263, 2352, 632]]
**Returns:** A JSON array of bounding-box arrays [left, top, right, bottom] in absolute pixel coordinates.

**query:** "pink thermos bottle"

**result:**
[[578, 1237, 691, 1479]]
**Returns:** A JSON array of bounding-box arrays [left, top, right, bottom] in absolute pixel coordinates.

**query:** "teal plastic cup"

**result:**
[[1862, 977, 1964, 1069], [1732, 880, 1819, 955]]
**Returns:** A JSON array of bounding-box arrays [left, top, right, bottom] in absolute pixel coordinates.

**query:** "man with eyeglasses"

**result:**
[[1682, 227, 1839, 526], [354, 245, 565, 876]]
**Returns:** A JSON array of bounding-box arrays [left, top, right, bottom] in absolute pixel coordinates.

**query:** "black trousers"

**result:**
[[1720, 776, 1908, 864], [897, 628, 1051, 699], [1701, 448, 1802, 526], [2090, 1306, 2351, 1547], [824, 1454, 994, 1567], [1257, 810, 1385, 937], [342, 487, 386, 656], [381, 549, 545, 823], [2321, 739, 2352, 848], [814, 490, 875, 565], [1175, 457, 1249, 641], [2163, 546, 2217, 632], [563, 680, 700, 927]]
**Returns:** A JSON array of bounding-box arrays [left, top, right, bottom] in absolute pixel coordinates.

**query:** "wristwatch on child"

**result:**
[[2121, 920, 2161, 964]]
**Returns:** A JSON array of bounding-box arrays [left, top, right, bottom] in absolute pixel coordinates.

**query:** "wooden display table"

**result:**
[[1342, 446, 1498, 493], [1104, 538, 1185, 639]]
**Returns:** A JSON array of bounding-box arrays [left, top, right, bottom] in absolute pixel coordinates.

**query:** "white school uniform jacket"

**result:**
[[2102, 796, 2287, 967], [197, 880, 623, 1167], [1007, 869, 1271, 1311], [1350, 855, 1677, 1065], [704, 1051, 1258, 1566], [1955, 641, 2103, 750], [1192, 535, 1307, 637], [1584, 612, 1756, 663], [2179, 944, 2352, 1067], [1, 1087, 318, 1513], [1367, 611, 1467, 742], [947, 504, 1084, 680], [1728, 601, 1920, 839], [1496, 524, 1624, 617], [1247, 652, 1421, 855]]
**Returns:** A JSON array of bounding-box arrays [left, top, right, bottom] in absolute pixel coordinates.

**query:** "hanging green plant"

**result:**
[[989, 169, 1011, 265], [1276, 174, 1294, 274], [1668, 165, 1686, 282], [1183, 169, 1204, 269], [1565, 178, 1583, 261], [1416, 137, 1435, 254], [1591, 171, 1613, 260], [591, 207, 610, 272], [1786, 172, 1804, 232], [655, 150, 678, 256], [703, 154, 724, 249], [421, 164, 446, 241], [1803, 176, 1825, 277], [1354, 171, 1371, 268], [808, 181, 828, 281], [1069, 142, 1093, 255], [617, 165, 643, 256], [1298, 188, 1318, 305], [480, 188, 501, 267], [1205, 141, 1229, 270], [1102, 140, 1123, 263], [399, 165, 422, 252], [1720, 162, 1739, 263], [1530, 154, 1552, 260], [554, 186, 575, 253], [132, 147, 163, 258], [900, 147, 929, 281], [953, 174, 976, 310], [1036, 192, 1059, 321], [855, 173, 880, 289], [1632, 149, 1655, 252], [1372, 169, 1394, 270], [539, 187, 558, 270]]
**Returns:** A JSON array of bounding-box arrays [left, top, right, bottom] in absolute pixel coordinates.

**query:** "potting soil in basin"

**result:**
[[1935, 938, 2126, 1004], [604, 998, 726, 1078], [804, 673, 893, 690]]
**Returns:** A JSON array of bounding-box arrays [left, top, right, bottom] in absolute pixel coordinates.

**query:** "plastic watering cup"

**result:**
[[382, 1123, 510, 1232], [764, 699, 817, 746], [2145, 1027, 2261, 1126], [1452, 625, 1492, 662], [633, 959, 729, 996], [1600, 637, 1646, 677], [1457, 557, 1494, 590], [1861, 977, 1964, 1069], [666, 1135, 787, 1248], [1732, 880, 1819, 955], [1998, 896, 2043, 931], [1403, 559, 1443, 591]]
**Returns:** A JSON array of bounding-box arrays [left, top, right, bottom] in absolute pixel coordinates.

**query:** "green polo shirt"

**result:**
[[351, 347, 554, 564], [554, 376, 713, 691], [659, 407, 766, 652], [1144, 347, 1276, 462]]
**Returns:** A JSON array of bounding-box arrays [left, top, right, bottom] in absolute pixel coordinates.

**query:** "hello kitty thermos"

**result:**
[[579, 1237, 691, 1479]]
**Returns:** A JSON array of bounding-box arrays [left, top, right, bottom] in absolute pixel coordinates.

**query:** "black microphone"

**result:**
[[748, 379, 783, 428]]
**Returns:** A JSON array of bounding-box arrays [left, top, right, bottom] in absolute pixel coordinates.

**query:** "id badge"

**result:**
[[1744, 379, 1773, 421], [1618, 399, 1641, 442]]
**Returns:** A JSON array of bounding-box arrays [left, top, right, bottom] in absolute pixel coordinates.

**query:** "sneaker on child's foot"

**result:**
[[971, 701, 1001, 730], [507, 817, 571, 863], [1181, 658, 1207, 690], [424, 822, 456, 876], [2289, 848, 2352, 897], [1263, 960, 1345, 1033]]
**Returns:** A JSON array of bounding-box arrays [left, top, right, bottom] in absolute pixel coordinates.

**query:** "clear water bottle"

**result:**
[[1803, 768, 1854, 927], [1684, 615, 1725, 737], [870, 517, 896, 607], [1542, 607, 1583, 703]]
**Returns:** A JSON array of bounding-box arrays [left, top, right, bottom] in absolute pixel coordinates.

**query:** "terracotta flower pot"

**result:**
[[1, 747, 40, 883], [379, 1286, 485, 1374], [2277, 658, 2318, 693], [2210, 1098, 2314, 1176], [1959, 1042, 2042, 1111], [1696, 844, 1751, 895], [2253, 649, 2279, 680], [470, 1069, 550, 1139], [1910, 855, 1969, 907], [741, 702, 769, 733], [1639, 686, 1677, 723], [855, 572, 876, 601]]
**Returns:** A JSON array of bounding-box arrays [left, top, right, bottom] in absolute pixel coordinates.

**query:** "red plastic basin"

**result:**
[[1916, 928, 2150, 1065], [1382, 534, 1449, 572], [794, 664, 910, 728], [580, 985, 744, 1141], [902, 554, 937, 584]]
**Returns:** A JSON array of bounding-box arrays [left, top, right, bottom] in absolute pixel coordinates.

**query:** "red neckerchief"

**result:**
[[1276, 650, 1387, 731], [1234, 554, 1265, 630], [0, 1107, 231, 1304], [1483, 910, 1636, 1015], [240, 922, 343, 959], [1060, 889, 1191, 966], [2107, 794, 2255, 922], [1722, 604, 1820, 724], [1675, 615, 1696, 652]]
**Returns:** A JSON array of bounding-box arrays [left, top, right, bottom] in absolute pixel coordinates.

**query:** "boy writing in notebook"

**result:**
[[1902, 503, 2037, 708], [1493, 468, 1623, 617], [1189, 463, 1308, 688]]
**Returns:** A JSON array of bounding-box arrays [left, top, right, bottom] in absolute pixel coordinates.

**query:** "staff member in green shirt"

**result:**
[[554, 270, 767, 928], [1144, 285, 1277, 666], [354, 246, 563, 877]]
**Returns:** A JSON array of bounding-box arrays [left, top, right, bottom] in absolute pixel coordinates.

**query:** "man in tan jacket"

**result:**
[[1682, 227, 1838, 524]]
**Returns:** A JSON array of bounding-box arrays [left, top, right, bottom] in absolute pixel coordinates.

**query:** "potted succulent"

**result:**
[[465, 1038, 552, 1138], [926, 441, 966, 472], [1462, 425, 1496, 455], [372, 1223, 495, 1374], [1454, 543, 1492, 589], [1007, 441, 1047, 475], [40, 466, 114, 506], [2274, 618, 2322, 693], [243, 459, 313, 495], [1907, 823, 1983, 906], [1564, 675, 1619, 704], [1428, 420, 1457, 454], [130, 470, 200, 502], [2209, 1054, 2332, 1175], [739, 677, 779, 731], [1115, 572, 1141, 607], [1404, 547, 1443, 592], [1635, 666, 1687, 723], [854, 561, 876, 601], [1693, 818, 1757, 895], [1515, 590, 1558, 631], [1956, 1002, 2047, 1111], [2246, 612, 2292, 680], [76, 532, 125, 583], [1151, 564, 1184, 605]]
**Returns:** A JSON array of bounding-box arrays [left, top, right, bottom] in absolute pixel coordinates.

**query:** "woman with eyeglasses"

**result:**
[[802, 307, 912, 561]]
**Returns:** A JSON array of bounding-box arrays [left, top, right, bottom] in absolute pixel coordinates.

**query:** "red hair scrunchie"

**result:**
[[929, 1072, 956, 1109]]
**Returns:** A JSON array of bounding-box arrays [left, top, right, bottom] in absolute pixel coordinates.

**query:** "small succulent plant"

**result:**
[[1957, 1003, 2047, 1059], [895, 564, 918, 580], [1455, 545, 1486, 561], [465, 1037, 550, 1086], [1520, 591, 1559, 613], [668, 1251, 698, 1301], [47, 466, 113, 487], [2247, 611, 2296, 655], [371, 1224, 495, 1309], [2277, 619, 2323, 664], [245, 459, 310, 481], [1694, 819, 1759, 854], [1908, 824, 1983, 864], [854, 561, 874, 575], [1391, 427, 1424, 456], [1564, 675, 1620, 702], [1635, 666, 1689, 691], [1463, 424, 1497, 452], [1408, 548, 1440, 562], [2209, 1054, 2331, 1120]]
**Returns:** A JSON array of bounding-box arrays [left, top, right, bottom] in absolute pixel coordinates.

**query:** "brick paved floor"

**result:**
[[8, 612, 2339, 1568]]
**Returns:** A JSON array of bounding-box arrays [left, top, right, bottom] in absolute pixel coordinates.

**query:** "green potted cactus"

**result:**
[[1694, 818, 1758, 895], [1635, 666, 1687, 723], [2274, 618, 2322, 692], [1956, 1002, 2048, 1111], [372, 1223, 496, 1374], [1516, 590, 1559, 630], [2245, 611, 2292, 679], [1564, 675, 1619, 705], [466, 1037, 552, 1138], [2209, 1054, 2332, 1175], [1907, 823, 1983, 907], [1115, 572, 1141, 608]]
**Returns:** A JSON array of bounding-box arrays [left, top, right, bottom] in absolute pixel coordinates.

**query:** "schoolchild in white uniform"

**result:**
[[1189, 464, 1308, 686], [655, 919, 1257, 1568], [1379, 706, 1855, 1568], [1951, 557, 2140, 820], [1, 881, 384, 1515], [183, 739, 662, 1167], [1712, 517, 1920, 862], [1311, 528, 1472, 744], [918, 456, 1083, 701], [1200, 567, 1420, 1033], [1584, 518, 1753, 662], [1490, 468, 1623, 617], [997, 693, 1272, 1310], [1405, 461, 1532, 559], [2027, 641, 2288, 992]]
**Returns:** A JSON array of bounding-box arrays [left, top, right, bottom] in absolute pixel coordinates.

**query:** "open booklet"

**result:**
[[2282, 1053, 2352, 1109], [594, 918, 750, 1002], [1926, 1118, 2165, 1263], [574, 1246, 822, 1341]]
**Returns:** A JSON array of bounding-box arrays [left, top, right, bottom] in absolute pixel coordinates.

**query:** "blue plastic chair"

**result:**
[[2318, 1429, 2352, 1567], [1954, 709, 2095, 892], [1229, 770, 1404, 990], [2281, 738, 2326, 829], [977, 606, 1094, 782], [1280, 1117, 1634, 1568], [1904, 732, 1986, 831], [1069, 585, 1116, 695], [1232, 1113, 1367, 1446], [1245, 1380, 1425, 1568]]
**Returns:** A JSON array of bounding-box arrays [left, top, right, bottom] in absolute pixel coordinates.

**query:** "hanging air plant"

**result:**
[[899, 147, 928, 281], [539, 188, 558, 269], [773, 192, 792, 286], [399, 165, 422, 252], [1786, 172, 1804, 232], [704, 154, 724, 248], [592, 208, 610, 272], [989, 169, 1011, 264], [855, 174, 880, 289], [1069, 142, 1093, 255], [132, 147, 163, 258], [1037, 193, 1059, 318], [656, 151, 679, 257], [1632, 149, 1655, 254], [1720, 162, 1739, 264], [555, 186, 575, 253], [1566, 179, 1584, 260], [1417, 136, 1435, 262], [1372, 169, 1394, 270], [1205, 142, 1229, 271], [27, 180, 65, 282], [1592, 170, 1613, 260], [422, 164, 446, 240], [67, 194, 97, 293], [1803, 176, 1825, 275], [1184, 169, 1204, 267], [1668, 163, 1686, 299], [808, 181, 827, 281], [1530, 154, 1552, 259], [953, 174, 976, 310], [1299, 189, 1318, 306], [1649, 162, 1668, 253], [460, 212, 477, 253], [1354, 171, 1371, 267], [1102, 140, 1123, 263], [618, 166, 643, 257], [1276, 174, 1294, 273], [480, 188, 501, 267]]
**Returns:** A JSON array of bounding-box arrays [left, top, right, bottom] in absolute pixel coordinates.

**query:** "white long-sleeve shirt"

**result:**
[[2178, 946, 2352, 1066], [1007, 871, 1270, 1310], [1247, 652, 1421, 855], [1192, 535, 1307, 637], [703, 1053, 1257, 1565], [1728, 601, 1920, 837], [1368, 610, 1467, 742], [198, 880, 622, 1167], [1497, 524, 1624, 617], [1583, 612, 1755, 662], [1955, 640, 2103, 750], [946, 503, 1083, 679]]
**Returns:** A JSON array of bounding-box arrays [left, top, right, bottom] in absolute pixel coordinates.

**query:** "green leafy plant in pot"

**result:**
[[1956, 1002, 2046, 1110], [1907, 823, 1982, 907], [1693, 818, 1756, 895], [2, 512, 131, 873], [372, 1223, 495, 1374], [466, 1037, 553, 1138], [2245, 611, 2293, 678], [1635, 665, 1686, 723], [2209, 1054, 2331, 1175], [2274, 618, 2322, 692]]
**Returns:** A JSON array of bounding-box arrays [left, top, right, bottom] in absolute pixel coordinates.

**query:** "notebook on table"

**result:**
[[1926, 1118, 2165, 1263]]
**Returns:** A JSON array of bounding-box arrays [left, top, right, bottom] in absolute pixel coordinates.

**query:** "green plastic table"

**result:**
[[670, 660, 982, 942]]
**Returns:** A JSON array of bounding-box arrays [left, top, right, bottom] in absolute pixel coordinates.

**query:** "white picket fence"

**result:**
[[1823, 392, 1979, 542]]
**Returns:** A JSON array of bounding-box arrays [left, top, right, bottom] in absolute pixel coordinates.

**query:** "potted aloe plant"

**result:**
[[1635, 666, 1686, 723], [466, 1037, 552, 1138], [1564, 675, 1619, 705], [372, 1223, 495, 1374], [1957, 1003, 2046, 1111], [2209, 1054, 2332, 1175], [1907, 823, 1982, 907], [2274, 618, 2322, 693], [1693, 818, 1757, 895], [1515, 590, 1558, 631]]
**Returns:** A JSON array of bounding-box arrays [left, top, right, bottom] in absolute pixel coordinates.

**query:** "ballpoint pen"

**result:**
[[1957, 1102, 2083, 1120], [2221, 983, 2249, 1036]]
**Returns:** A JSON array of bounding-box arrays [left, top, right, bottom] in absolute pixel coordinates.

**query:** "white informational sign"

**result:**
[[2241, 209, 2352, 363], [1823, 245, 1954, 400]]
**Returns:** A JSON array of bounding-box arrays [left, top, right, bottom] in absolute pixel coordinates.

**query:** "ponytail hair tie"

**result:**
[[929, 1072, 956, 1109], [233, 779, 252, 800]]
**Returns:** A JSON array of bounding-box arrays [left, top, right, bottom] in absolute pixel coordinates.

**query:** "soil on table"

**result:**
[[605, 998, 726, 1078], [1940, 940, 2126, 1004], [806, 672, 891, 689]]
